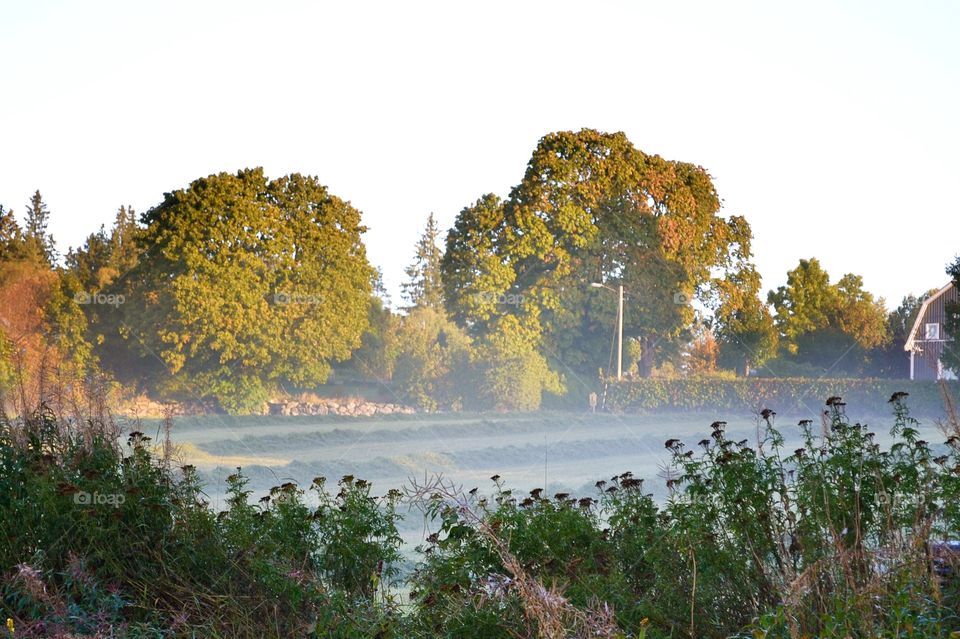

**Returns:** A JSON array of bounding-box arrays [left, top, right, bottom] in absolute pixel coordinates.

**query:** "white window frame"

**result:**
[[925, 322, 940, 340]]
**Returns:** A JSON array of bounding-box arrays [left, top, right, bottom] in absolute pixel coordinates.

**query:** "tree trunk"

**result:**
[[638, 335, 655, 378]]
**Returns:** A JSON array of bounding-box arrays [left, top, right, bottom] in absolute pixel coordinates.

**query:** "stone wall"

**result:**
[[116, 396, 209, 418], [267, 397, 416, 417], [115, 395, 416, 418]]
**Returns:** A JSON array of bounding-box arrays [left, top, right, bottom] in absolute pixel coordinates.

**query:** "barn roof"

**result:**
[[904, 282, 956, 351]]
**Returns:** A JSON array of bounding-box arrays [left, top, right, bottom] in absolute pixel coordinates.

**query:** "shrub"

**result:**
[[606, 377, 959, 416], [404, 397, 960, 638], [5, 392, 960, 637], [390, 306, 474, 411], [0, 403, 403, 638]]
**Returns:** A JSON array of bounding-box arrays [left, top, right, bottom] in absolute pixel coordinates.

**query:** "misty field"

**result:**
[[145, 405, 948, 548], [158, 412, 745, 501], [9, 399, 960, 637]]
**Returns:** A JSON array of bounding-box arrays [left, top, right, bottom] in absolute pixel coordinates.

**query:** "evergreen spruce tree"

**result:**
[[0, 205, 25, 262], [23, 190, 56, 265], [108, 205, 139, 272], [402, 213, 444, 310]]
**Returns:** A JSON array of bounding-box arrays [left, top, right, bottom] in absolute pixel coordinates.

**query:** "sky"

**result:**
[[1, 0, 958, 308]]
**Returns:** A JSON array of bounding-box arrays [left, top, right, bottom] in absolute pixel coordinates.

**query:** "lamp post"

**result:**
[[591, 282, 624, 380]]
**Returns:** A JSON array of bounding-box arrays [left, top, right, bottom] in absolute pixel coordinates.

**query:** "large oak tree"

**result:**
[[443, 129, 755, 387], [115, 168, 375, 412]]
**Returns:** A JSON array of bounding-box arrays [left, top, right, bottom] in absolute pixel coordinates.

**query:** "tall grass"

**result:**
[[0, 396, 403, 637], [402, 397, 960, 638], [2, 382, 959, 637]]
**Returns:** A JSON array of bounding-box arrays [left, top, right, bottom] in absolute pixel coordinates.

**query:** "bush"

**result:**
[[404, 397, 960, 638], [0, 404, 403, 638], [390, 306, 474, 411], [606, 377, 960, 416], [468, 315, 564, 412], [4, 393, 960, 637]]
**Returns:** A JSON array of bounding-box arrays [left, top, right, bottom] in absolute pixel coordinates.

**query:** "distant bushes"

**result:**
[[606, 377, 959, 415], [3, 396, 960, 637]]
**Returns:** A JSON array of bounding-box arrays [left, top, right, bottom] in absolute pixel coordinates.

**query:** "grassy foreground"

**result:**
[[2, 396, 960, 638]]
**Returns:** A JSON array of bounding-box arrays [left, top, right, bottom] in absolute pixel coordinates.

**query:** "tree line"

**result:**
[[0, 129, 957, 413]]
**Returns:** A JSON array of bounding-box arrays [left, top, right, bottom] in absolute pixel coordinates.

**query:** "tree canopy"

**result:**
[[0, 133, 933, 414], [114, 168, 375, 412], [443, 129, 757, 386], [768, 258, 889, 374], [712, 263, 778, 377]]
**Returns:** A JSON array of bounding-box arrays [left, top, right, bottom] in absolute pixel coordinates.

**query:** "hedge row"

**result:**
[[604, 377, 960, 416]]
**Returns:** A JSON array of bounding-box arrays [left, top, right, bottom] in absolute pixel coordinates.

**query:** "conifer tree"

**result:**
[[0, 205, 25, 262], [108, 205, 139, 272], [23, 190, 56, 265], [402, 213, 444, 310]]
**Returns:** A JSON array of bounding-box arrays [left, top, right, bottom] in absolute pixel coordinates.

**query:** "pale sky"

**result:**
[[1, 1, 958, 308]]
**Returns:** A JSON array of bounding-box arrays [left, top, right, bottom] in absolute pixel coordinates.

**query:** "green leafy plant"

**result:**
[[4, 390, 960, 638]]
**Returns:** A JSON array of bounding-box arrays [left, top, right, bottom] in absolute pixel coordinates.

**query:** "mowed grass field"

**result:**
[[166, 411, 718, 503], [130, 401, 950, 553]]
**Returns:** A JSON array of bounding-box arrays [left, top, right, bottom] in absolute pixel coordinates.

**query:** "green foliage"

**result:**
[[346, 293, 399, 381], [42, 206, 145, 391], [871, 293, 925, 378], [768, 258, 835, 349], [0, 405, 404, 638], [469, 314, 563, 411], [408, 481, 635, 638], [42, 269, 95, 372], [64, 225, 113, 291], [115, 168, 375, 413], [402, 213, 445, 310], [834, 272, 890, 350], [660, 401, 959, 638], [768, 258, 890, 373], [443, 130, 755, 386], [65, 206, 139, 292], [22, 191, 57, 266], [391, 306, 473, 411], [312, 475, 404, 597], [442, 194, 513, 331], [944, 256, 960, 375], [0, 205, 27, 263], [711, 227, 777, 376], [605, 377, 959, 415], [4, 391, 960, 637], [408, 399, 960, 638], [0, 331, 13, 393]]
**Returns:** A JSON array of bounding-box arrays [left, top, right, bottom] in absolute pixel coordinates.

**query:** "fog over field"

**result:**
[[141, 406, 949, 548]]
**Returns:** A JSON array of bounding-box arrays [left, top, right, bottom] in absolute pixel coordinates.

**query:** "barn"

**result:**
[[904, 282, 959, 380]]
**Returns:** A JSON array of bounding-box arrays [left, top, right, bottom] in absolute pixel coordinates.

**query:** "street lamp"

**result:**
[[590, 282, 624, 380]]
